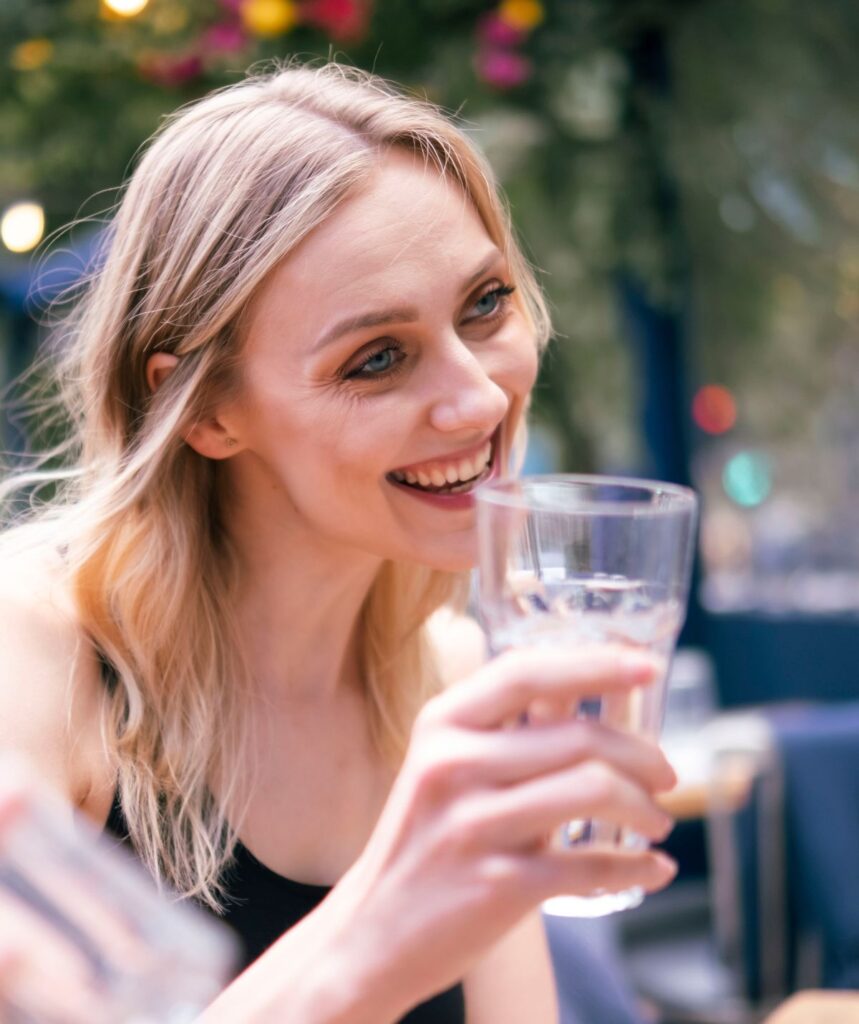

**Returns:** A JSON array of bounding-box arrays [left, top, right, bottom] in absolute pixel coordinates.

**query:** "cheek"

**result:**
[[266, 396, 391, 495], [496, 325, 540, 397]]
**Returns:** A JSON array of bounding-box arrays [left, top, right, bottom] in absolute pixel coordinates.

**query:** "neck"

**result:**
[[223, 473, 383, 705]]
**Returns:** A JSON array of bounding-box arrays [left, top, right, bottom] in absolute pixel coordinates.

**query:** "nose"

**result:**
[[427, 341, 509, 434]]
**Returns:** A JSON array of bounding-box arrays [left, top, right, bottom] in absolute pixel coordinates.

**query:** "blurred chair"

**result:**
[[622, 698, 859, 1023], [544, 914, 648, 1024], [621, 710, 787, 1024], [748, 703, 859, 993]]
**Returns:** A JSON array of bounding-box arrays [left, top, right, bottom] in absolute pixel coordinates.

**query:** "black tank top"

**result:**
[[104, 783, 465, 1021], [105, 799, 465, 1021]]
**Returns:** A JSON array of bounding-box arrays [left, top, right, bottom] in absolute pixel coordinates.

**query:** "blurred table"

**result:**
[[657, 750, 757, 820], [657, 711, 771, 821], [763, 991, 859, 1023]]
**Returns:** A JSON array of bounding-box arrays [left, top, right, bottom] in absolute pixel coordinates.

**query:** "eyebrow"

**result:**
[[312, 249, 504, 352]]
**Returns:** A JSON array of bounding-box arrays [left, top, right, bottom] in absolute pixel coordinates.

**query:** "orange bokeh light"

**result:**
[[692, 384, 737, 435]]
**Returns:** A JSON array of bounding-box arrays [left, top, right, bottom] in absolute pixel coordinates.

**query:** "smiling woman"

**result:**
[[0, 62, 677, 1024], [217, 150, 536, 570]]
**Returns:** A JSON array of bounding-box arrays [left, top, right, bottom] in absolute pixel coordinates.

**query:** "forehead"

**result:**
[[244, 153, 498, 348]]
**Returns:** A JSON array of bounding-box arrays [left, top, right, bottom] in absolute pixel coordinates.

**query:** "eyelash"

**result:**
[[343, 282, 516, 381]]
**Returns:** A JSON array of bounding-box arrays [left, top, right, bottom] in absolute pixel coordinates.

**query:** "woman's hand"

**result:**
[[205, 644, 677, 1024], [332, 644, 677, 1018]]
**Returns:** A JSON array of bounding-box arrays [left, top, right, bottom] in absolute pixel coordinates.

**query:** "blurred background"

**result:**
[[1, 1, 858, 1022]]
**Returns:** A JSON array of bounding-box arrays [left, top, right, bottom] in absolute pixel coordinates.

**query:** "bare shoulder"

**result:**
[[0, 542, 111, 814], [426, 605, 488, 688]]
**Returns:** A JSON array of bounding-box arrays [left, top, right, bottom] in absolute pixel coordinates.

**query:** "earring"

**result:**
[[224, 437, 237, 448]]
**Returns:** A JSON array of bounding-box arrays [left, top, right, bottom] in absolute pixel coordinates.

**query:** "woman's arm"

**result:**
[[0, 557, 109, 813], [463, 912, 559, 1024]]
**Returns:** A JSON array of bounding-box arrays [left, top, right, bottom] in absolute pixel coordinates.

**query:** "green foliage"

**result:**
[[2, 0, 859, 475]]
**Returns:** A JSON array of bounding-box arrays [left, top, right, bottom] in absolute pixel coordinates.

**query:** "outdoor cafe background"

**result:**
[[1, 1, 858, 1021]]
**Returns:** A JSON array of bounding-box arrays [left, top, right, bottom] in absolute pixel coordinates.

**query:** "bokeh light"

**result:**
[[498, 0, 545, 31], [10, 39, 54, 71], [1, 202, 45, 253], [102, 0, 149, 17], [240, 0, 297, 37], [692, 384, 737, 434], [722, 451, 772, 507]]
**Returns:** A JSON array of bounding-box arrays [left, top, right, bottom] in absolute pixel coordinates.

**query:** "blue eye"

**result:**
[[346, 343, 404, 380], [474, 291, 501, 316], [364, 349, 395, 373], [468, 284, 516, 320]]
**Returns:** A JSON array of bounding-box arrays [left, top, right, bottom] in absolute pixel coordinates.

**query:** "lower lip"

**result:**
[[387, 455, 501, 511]]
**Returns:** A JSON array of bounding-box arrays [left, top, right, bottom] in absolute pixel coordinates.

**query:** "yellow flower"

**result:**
[[10, 38, 54, 72], [498, 0, 544, 32], [241, 0, 297, 37]]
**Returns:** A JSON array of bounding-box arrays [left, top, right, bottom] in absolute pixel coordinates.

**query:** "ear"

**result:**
[[146, 352, 179, 393], [145, 352, 244, 461], [184, 417, 243, 461]]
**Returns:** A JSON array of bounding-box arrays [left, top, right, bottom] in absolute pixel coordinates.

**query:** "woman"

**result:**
[[0, 63, 677, 1022]]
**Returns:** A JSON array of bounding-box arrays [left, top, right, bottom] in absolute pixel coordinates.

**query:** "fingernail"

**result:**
[[657, 815, 675, 841], [654, 852, 678, 879], [620, 652, 659, 682]]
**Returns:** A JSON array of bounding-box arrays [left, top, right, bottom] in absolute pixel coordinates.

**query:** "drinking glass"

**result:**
[[476, 474, 698, 917], [0, 766, 237, 1023]]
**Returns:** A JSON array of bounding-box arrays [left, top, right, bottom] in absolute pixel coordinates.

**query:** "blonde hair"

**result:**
[[1, 62, 551, 908]]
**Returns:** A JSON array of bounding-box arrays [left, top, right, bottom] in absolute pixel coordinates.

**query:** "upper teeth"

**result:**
[[392, 442, 492, 488]]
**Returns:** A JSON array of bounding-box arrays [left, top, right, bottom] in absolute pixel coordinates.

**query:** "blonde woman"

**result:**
[[0, 64, 677, 1023]]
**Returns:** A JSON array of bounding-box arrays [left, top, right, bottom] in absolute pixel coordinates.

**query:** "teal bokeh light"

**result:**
[[722, 451, 772, 507]]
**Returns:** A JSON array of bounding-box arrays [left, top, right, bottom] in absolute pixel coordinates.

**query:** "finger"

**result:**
[[432, 645, 662, 730], [448, 719, 677, 793], [0, 943, 21, 987], [531, 847, 678, 900], [479, 760, 674, 848], [526, 697, 569, 725]]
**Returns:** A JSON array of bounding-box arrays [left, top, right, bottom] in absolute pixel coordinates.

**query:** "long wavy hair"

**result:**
[[0, 62, 551, 909]]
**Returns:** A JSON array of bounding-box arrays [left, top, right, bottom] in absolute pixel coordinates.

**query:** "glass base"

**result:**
[[542, 886, 645, 918]]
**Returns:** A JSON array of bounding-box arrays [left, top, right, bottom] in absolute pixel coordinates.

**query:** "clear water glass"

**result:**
[[476, 474, 698, 917], [0, 768, 237, 1023]]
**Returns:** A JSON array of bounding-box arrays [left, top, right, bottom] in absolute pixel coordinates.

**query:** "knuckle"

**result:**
[[409, 735, 471, 801], [411, 753, 451, 800], [570, 721, 599, 759], [500, 670, 532, 710], [578, 761, 617, 805], [445, 798, 487, 852], [476, 853, 521, 894]]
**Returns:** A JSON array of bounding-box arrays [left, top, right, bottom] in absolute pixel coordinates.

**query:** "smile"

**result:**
[[385, 431, 499, 499]]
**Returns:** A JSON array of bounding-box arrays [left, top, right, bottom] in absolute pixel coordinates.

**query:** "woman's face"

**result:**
[[225, 151, 539, 571]]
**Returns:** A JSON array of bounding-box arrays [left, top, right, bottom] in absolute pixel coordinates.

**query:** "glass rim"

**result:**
[[476, 473, 698, 515]]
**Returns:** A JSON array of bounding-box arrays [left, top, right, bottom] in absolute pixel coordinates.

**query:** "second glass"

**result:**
[[476, 474, 698, 917]]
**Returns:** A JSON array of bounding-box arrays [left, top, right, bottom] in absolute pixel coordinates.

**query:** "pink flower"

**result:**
[[202, 21, 247, 54], [475, 48, 531, 89], [477, 12, 525, 48], [138, 52, 204, 88], [301, 0, 371, 41]]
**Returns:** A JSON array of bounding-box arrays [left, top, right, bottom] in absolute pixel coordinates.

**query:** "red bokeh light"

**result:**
[[692, 384, 737, 435]]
